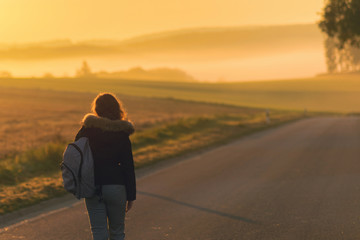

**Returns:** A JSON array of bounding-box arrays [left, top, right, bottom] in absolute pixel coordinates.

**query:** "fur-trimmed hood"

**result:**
[[81, 114, 134, 135]]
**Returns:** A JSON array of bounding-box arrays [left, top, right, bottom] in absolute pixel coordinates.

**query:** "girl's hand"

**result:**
[[126, 201, 134, 212]]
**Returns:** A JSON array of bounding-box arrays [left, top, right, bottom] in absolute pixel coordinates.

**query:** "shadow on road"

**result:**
[[138, 191, 259, 224]]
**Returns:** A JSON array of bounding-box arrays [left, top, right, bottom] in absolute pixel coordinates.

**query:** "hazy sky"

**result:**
[[0, 0, 324, 43]]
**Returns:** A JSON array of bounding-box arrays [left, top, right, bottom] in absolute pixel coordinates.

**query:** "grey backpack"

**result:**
[[61, 137, 96, 199]]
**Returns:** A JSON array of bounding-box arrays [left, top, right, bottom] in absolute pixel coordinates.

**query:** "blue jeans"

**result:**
[[85, 185, 127, 240]]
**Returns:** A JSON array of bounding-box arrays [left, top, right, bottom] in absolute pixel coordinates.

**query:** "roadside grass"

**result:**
[[0, 143, 65, 185], [0, 111, 305, 215]]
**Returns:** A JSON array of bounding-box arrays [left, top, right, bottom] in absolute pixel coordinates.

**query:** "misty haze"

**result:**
[[0, 24, 325, 81], [4, 0, 360, 239]]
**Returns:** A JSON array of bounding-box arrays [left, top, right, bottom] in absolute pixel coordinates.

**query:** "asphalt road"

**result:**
[[1, 117, 360, 240]]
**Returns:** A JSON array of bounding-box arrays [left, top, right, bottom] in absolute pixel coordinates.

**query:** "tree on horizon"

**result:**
[[319, 0, 360, 49], [76, 61, 95, 78], [319, 0, 360, 73]]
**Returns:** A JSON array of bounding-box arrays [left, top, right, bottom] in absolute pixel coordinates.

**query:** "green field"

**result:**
[[1, 73, 359, 112]]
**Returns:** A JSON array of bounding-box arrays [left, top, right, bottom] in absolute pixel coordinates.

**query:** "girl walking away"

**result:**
[[75, 92, 136, 240]]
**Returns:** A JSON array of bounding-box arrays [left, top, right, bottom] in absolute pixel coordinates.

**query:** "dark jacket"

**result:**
[[75, 114, 136, 201]]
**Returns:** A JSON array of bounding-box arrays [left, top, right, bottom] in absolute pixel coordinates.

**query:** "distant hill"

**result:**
[[95, 67, 196, 82], [0, 24, 323, 60], [118, 24, 322, 55]]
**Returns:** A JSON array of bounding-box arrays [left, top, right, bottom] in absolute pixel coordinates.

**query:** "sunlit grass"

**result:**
[[0, 87, 258, 159], [0, 142, 65, 185], [0, 174, 65, 215]]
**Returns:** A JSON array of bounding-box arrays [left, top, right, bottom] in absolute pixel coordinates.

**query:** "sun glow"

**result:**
[[0, 0, 323, 43]]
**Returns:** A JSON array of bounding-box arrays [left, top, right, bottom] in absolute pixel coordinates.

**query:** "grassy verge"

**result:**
[[0, 111, 305, 215]]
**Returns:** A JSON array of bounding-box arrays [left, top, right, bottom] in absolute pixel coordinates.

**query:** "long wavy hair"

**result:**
[[91, 93, 127, 120]]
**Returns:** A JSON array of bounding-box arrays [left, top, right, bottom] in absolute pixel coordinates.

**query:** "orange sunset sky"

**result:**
[[0, 0, 324, 43]]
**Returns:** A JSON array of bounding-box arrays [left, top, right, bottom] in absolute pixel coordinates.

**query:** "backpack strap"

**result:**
[[69, 143, 83, 182]]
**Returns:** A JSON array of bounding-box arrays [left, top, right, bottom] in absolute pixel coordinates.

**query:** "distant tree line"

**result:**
[[74, 61, 196, 82], [0, 71, 12, 78]]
